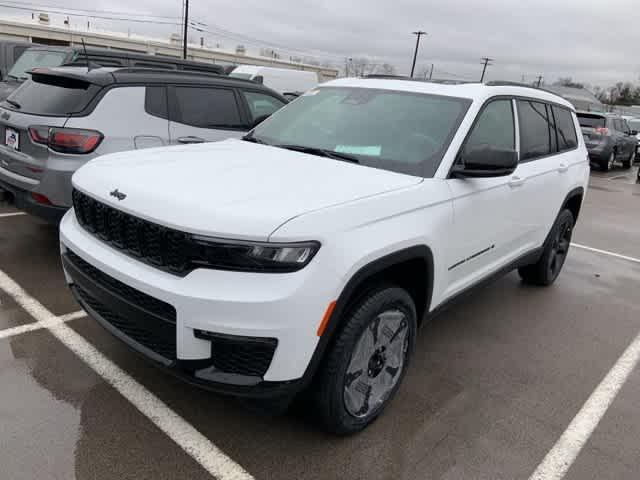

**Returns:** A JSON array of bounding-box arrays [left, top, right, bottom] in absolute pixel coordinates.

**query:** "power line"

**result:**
[[0, 0, 179, 20], [0, 2, 180, 25], [480, 56, 494, 82], [182, 0, 189, 60]]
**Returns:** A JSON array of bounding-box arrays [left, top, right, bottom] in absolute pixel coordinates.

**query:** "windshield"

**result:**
[[229, 72, 254, 80], [251, 86, 471, 177], [7, 50, 68, 80], [627, 119, 640, 131]]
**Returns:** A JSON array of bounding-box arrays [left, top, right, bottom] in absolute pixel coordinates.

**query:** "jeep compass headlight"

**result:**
[[191, 236, 320, 273]]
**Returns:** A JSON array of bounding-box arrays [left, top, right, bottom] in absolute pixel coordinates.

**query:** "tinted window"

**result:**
[[13, 45, 29, 62], [242, 91, 286, 123], [577, 114, 605, 129], [174, 87, 243, 128], [518, 100, 553, 161], [553, 107, 578, 151], [251, 87, 471, 177], [145, 86, 168, 120], [464, 99, 514, 154], [3, 76, 99, 115], [622, 120, 631, 133]]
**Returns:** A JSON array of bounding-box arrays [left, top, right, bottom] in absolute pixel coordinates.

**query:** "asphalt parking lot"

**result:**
[[1, 166, 639, 480]]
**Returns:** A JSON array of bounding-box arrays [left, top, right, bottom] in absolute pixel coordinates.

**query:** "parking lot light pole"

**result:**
[[410, 31, 427, 78]]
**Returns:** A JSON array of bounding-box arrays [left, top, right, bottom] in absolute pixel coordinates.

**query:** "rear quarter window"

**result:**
[[3, 75, 100, 115]]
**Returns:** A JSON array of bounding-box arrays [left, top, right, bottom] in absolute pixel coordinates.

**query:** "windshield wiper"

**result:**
[[6, 74, 20, 81], [241, 134, 268, 145], [275, 144, 360, 164], [5, 99, 21, 109]]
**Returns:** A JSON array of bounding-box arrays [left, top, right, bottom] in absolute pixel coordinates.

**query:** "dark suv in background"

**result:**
[[577, 112, 638, 171], [0, 67, 287, 222], [1, 45, 226, 101]]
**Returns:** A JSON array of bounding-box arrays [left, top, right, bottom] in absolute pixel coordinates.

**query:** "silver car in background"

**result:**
[[0, 67, 287, 222]]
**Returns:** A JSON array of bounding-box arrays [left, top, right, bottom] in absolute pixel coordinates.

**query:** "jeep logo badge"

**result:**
[[110, 189, 126, 201]]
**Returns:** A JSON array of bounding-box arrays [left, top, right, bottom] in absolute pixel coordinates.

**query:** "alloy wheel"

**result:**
[[343, 309, 409, 418]]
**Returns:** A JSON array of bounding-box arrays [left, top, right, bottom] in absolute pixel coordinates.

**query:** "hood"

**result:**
[[72, 139, 422, 240], [0, 80, 20, 101]]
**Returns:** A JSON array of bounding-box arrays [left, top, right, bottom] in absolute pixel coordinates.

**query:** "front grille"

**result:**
[[197, 331, 277, 377], [76, 286, 177, 361], [66, 250, 176, 322], [72, 189, 190, 275]]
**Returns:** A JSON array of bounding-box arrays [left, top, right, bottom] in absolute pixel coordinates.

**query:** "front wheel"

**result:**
[[601, 151, 615, 172], [623, 149, 635, 169], [519, 209, 574, 286], [313, 286, 417, 434]]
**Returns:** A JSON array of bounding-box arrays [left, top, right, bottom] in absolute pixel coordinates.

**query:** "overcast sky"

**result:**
[[3, 0, 639, 87]]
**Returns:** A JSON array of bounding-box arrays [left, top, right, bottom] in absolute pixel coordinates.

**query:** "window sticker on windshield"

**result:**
[[302, 89, 319, 96], [335, 145, 381, 156]]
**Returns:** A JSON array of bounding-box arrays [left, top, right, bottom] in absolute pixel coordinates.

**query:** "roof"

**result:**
[[29, 66, 286, 99], [321, 78, 575, 109]]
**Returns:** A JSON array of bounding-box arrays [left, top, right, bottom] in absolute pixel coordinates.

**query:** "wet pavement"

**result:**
[[0, 166, 639, 480]]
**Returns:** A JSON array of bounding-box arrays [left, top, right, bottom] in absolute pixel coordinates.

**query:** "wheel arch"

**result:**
[[300, 245, 434, 389], [561, 186, 585, 222]]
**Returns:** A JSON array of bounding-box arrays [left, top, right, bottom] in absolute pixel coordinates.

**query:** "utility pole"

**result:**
[[182, 0, 189, 60], [536, 75, 543, 88], [480, 57, 493, 82], [410, 31, 427, 78], [429, 63, 434, 80]]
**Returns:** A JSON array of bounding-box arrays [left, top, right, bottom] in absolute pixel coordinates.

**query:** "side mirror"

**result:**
[[631, 130, 638, 136], [253, 75, 264, 85], [451, 146, 518, 178], [251, 113, 271, 128]]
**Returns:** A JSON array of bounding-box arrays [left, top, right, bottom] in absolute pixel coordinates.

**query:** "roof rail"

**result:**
[[485, 80, 563, 98], [107, 67, 259, 84]]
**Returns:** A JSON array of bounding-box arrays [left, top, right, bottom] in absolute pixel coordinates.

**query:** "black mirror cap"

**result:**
[[631, 130, 638, 136], [452, 146, 518, 178], [253, 75, 264, 84]]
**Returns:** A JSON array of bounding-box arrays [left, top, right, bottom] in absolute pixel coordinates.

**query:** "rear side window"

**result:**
[[145, 86, 168, 120], [173, 86, 243, 128], [553, 107, 578, 151], [464, 99, 515, 153], [517, 100, 553, 161], [3, 75, 99, 115], [241, 91, 286, 123], [577, 114, 605, 129]]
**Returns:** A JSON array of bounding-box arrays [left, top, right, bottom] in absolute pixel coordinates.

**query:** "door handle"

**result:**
[[509, 175, 525, 188], [177, 136, 205, 144], [558, 163, 569, 173]]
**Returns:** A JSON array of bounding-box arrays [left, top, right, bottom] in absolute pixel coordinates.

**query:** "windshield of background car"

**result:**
[[627, 119, 640, 131], [577, 114, 605, 129], [7, 50, 68, 80], [251, 86, 472, 177]]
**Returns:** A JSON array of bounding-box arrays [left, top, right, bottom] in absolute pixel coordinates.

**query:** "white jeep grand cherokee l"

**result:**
[[60, 78, 589, 434]]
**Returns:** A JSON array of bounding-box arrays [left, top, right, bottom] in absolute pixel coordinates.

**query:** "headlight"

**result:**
[[191, 236, 320, 273]]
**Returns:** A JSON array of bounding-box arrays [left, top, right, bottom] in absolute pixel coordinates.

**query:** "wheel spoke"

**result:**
[[345, 369, 363, 387]]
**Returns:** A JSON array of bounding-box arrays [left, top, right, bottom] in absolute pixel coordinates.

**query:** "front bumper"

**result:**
[[59, 210, 339, 395]]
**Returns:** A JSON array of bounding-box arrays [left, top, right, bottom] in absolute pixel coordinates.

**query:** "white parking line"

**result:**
[[529, 243, 640, 479], [0, 313, 82, 340], [529, 328, 640, 480], [0, 212, 26, 218], [0, 269, 253, 480], [571, 242, 640, 265]]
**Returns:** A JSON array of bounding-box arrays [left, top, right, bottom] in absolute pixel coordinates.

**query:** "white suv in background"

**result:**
[[60, 78, 589, 434]]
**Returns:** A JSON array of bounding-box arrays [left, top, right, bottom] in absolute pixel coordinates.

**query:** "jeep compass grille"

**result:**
[[72, 189, 190, 275]]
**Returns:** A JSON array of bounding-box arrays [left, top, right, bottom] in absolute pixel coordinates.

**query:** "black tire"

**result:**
[[623, 150, 635, 169], [519, 209, 574, 286], [601, 151, 615, 172], [313, 286, 417, 434]]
